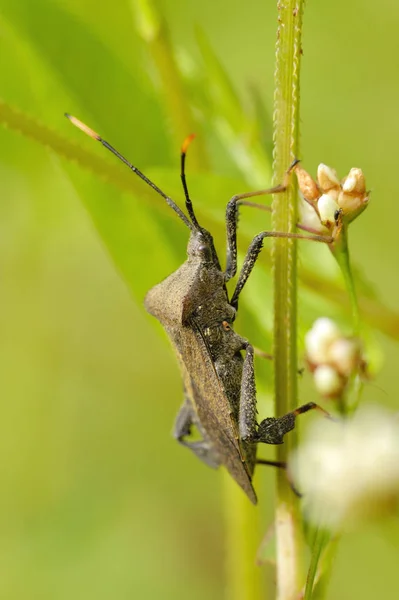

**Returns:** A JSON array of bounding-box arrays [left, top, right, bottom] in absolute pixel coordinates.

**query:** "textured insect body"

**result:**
[[66, 114, 331, 505], [145, 228, 257, 502]]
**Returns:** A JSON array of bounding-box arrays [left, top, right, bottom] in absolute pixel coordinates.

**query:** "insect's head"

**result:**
[[187, 228, 215, 262]]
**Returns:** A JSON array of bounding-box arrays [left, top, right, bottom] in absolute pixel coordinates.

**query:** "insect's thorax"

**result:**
[[144, 228, 224, 326]]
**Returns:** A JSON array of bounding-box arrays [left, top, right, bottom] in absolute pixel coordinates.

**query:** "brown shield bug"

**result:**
[[66, 114, 330, 503]]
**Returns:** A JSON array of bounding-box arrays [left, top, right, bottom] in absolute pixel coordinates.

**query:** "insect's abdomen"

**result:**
[[170, 323, 257, 504]]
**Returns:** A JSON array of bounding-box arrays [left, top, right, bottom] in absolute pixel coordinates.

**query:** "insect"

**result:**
[[65, 114, 330, 504]]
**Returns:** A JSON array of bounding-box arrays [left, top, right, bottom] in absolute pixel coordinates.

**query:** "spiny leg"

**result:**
[[173, 396, 221, 469], [230, 229, 332, 310], [238, 343, 302, 495], [241, 388, 332, 446], [224, 160, 299, 282], [238, 344, 332, 445]]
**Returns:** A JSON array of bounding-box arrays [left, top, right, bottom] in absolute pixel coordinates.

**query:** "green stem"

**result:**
[[331, 226, 360, 334], [223, 473, 262, 600], [272, 1, 304, 598]]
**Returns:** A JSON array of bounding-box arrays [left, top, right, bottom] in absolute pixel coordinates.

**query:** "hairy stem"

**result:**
[[272, 1, 304, 598]]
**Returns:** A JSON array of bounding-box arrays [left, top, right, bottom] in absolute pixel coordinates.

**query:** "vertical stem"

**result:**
[[331, 227, 360, 334], [272, 1, 304, 599], [223, 473, 262, 600]]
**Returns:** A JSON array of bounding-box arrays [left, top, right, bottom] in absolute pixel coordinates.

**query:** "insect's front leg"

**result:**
[[224, 184, 288, 282], [173, 395, 222, 469], [224, 160, 300, 282]]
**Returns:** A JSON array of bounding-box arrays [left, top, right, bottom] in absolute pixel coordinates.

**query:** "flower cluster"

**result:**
[[289, 405, 399, 530], [295, 163, 369, 236], [305, 318, 363, 398]]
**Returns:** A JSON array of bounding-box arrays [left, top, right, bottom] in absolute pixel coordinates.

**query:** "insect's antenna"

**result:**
[[180, 134, 201, 230], [65, 114, 193, 231]]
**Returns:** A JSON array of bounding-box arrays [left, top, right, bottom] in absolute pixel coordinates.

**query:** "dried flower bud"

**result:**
[[317, 163, 340, 192], [313, 364, 344, 397], [289, 406, 399, 530], [338, 190, 369, 216], [317, 193, 340, 226], [295, 165, 320, 202]]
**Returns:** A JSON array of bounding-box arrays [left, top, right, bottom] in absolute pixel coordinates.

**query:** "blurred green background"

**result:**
[[1, 0, 399, 598]]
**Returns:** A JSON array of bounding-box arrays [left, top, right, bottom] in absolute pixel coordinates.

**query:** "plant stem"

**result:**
[[331, 225, 360, 334], [223, 473, 262, 600], [272, 1, 304, 599]]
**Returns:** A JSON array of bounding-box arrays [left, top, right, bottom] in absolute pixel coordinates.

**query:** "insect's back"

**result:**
[[145, 241, 257, 503], [176, 322, 257, 503]]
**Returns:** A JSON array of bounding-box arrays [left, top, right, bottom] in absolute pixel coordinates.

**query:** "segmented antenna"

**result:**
[[65, 114, 193, 231], [180, 134, 200, 230]]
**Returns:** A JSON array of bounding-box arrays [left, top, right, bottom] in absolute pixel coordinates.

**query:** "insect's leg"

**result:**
[[224, 162, 300, 282], [238, 344, 331, 445], [238, 343, 260, 443], [230, 229, 332, 309], [173, 396, 221, 469], [235, 201, 326, 237], [256, 458, 286, 469], [255, 403, 332, 445], [256, 459, 302, 496]]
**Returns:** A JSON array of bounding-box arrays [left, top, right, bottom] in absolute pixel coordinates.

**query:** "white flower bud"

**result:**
[[313, 364, 343, 396], [305, 318, 341, 364], [317, 163, 340, 192], [329, 338, 360, 377], [289, 406, 399, 530], [298, 197, 329, 234], [342, 168, 366, 194], [317, 193, 340, 226]]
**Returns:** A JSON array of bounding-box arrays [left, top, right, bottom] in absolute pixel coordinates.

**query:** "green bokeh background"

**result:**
[[1, 1, 399, 598]]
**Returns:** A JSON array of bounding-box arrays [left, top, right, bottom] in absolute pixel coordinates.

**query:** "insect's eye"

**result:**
[[222, 320, 231, 331]]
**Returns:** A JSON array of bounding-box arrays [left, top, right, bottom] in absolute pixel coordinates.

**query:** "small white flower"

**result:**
[[305, 318, 341, 364], [298, 197, 328, 234], [289, 405, 399, 529], [295, 162, 369, 233], [317, 193, 340, 226], [313, 364, 343, 396], [329, 337, 360, 376]]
